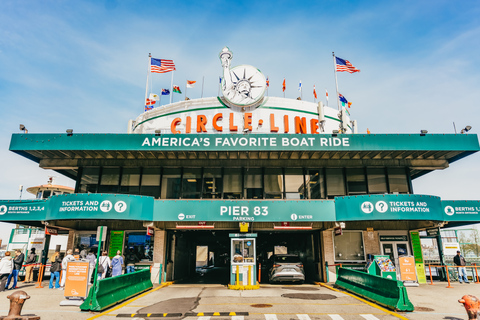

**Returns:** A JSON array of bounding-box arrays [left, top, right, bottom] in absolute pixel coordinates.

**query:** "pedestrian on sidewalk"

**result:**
[[6, 249, 24, 290], [24, 248, 37, 283], [454, 250, 470, 284], [60, 249, 76, 288], [0, 252, 14, 292], [49, 251, 62, 289], [98, 251, 111, 280], [111, 250, 124, 277], [86, 250, 96, 284], [125, 248, 138, 274]]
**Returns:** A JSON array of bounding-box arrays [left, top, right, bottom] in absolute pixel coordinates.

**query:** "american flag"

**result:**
[[151, 58, 176, 73], [335, 57, 360, 73]]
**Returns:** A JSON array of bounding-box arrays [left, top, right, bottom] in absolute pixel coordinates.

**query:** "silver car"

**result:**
[[268, 254, 305, 283]]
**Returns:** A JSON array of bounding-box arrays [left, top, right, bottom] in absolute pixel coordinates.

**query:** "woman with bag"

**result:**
[[0, 252, 14, 292], [111, 250, 124, 277], [97, 251, 111, 280], [49, 251, 62, 289]]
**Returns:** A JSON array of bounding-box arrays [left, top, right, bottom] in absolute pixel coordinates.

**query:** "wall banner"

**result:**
[[442, 200, 480, 221], [335, 194, 443, 221]]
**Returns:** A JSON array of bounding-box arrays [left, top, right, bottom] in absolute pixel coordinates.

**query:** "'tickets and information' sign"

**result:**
[[64, 261, 89, 298]]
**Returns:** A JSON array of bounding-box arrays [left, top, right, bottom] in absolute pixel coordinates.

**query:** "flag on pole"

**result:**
[[326, 89, 329, 101], [266, 77, 270, 87], [173, 86, 182, 94], [335, 56, 360, 73], [161, 89, 170, 95], [313, 85, 317, 99], [145, 98, 156, 105], [145, 105, 154, 112], [219, 77, 222, 84], [149, 93, 159, 101], [298, 81, 302, 92], [339, 93, 349, 106], [348, 102, 352, 108], [282, 78, 286, 92], [186, 80, 196, 88], [150, 58, 176, 73]]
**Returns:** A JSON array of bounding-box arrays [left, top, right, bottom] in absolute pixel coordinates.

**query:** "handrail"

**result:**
[[427, 264, 479, 288]]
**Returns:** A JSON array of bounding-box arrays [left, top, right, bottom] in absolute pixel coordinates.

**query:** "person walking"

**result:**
[[60, 249, 76, 288], [6, 249, 24, 290], [111, 250, 124, 277], [125, 249, 138, 274], [49, 251, 62, 289], [454, 250, 470, 284], [97, 251, 111, 280], [24, 248, 37, 283], [0, 252, 14, 292], [86, 250, 96, 284]]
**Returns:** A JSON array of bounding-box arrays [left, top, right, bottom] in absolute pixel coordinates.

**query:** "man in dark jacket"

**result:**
[[6, 249, 24, 290], [454, 250, 470, 283], [24, 248, 37, 283]]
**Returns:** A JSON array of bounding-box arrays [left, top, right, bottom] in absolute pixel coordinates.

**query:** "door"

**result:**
[[382, 243, 395, 263], [382, 242, 410, 266]]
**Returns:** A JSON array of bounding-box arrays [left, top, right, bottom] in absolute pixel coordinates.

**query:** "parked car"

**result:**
[[268, 254, 305, 284]]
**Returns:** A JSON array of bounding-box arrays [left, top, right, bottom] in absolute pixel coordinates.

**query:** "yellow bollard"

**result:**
[[236, 265, 240, 286], [248, 265, 252, 286]]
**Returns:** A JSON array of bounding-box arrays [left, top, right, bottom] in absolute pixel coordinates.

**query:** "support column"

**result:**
[[322, 230, 336, 282], [67, 230, 75, 250], [151, 229, 167, 284]]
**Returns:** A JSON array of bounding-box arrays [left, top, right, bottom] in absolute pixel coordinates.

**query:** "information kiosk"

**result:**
[[229, 233, 259, 289]]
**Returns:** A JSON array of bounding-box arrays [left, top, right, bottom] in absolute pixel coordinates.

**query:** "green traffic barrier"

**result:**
[[80, 269, 153, 312], [335, 267, 414, 312]]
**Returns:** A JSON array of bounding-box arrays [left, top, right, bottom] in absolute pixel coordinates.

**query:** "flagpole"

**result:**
[[184, 80, 187, 101], [159, 92, 162, 106], [325, 89, 329, 107], [145, 53, 151, 112], [332, 52, 341, 111], [170, 71, 174, 104]]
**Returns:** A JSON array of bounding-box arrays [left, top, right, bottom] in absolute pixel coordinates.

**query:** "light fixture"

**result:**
[[176, 224, 215, 229], [155, 129, 161, 136], [187, 179, 197, 182], [332, 130, 339, 137], [19, 124, 28, 133], [461, 126, 472, 134], [420, 130, 428, 136], [66, 129, 73, 136]]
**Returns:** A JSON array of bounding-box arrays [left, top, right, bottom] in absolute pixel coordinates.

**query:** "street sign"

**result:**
[[426, 228, 439, 237], [97, 226, 107, 242], [334, 227, 343, 236], [146, 227, 154, 236], [45, 226, 58, 236]]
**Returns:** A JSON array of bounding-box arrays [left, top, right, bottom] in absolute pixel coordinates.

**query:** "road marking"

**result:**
[[360, 315, 380, 320], [328, 315, 344, 320], [297, 314, 311, 320], [231, 317, 244, 320], [318, 283, 409, 320], [198, 317, 211, 320], [265, 314, 278, 320]]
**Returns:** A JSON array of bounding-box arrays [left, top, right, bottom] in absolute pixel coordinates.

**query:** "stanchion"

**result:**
[[446, 266, 453, 288], [429, 264, 434, 285], [235, 265, 240, 285], [35, 264, 44, 288], [475, 263, 480, 284]]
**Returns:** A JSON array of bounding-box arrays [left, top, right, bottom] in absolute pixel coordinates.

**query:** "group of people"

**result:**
[[0, 246, 140, 291], [0, 249, 29, 292]]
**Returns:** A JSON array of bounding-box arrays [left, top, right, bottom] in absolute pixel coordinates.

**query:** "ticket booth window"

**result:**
[[125, 232, 154, 261], [231, 239, 255, 264]]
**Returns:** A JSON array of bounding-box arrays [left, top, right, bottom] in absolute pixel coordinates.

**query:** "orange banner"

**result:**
[[64, 261, 89, 298], [399, 256, 417, 282]]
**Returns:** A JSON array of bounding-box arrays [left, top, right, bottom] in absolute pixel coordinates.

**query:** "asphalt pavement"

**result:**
[[0, 280, 477, 320]]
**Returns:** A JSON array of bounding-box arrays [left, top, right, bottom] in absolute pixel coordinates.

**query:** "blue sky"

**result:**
[[1, 0, 480, 241]]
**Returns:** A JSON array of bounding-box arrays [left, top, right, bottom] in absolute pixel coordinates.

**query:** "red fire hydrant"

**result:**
[[459, 295, 480, 320]]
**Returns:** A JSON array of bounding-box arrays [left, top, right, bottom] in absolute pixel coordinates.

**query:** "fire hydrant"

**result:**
[[0, 290, 40, 320], [459, 295, 480, 320]]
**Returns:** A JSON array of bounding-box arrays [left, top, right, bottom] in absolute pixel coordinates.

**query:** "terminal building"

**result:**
[[1, 48, 479, 285]]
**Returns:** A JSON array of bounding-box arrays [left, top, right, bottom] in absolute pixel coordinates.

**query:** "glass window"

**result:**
[[326, 168, 345, 198], [224, 168, 242, 199], [306, 169, 325, 199], [203, 168, 222, 199], [334, 231, 365, 261], [182, 168, 202, 199], [98, 167, 120, 193], [388, 167, 410, 193], [231, 239, 255, 264], [142, 168, 161, 198], [264, 168, 283, 199], [120, 168, 141, 194], [346, 168, 367, 195], [161, 168, 181, 199], [244, 168, 263, 199], [284, 168, 304, 199], [367, 168, 387, 194], [79, 167, 100, 193], [126, 232, 154, 262]]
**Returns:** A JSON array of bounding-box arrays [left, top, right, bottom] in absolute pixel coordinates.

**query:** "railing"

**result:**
[[325, 262, 343, 282], [427, 263, 480, 288]]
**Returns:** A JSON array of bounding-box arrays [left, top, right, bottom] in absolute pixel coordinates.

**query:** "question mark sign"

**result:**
[[115, 201, 127, 213], [376, 201, 388, 213]]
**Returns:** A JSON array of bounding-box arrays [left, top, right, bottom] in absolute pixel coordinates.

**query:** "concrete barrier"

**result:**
[[335, 267, 414, 311], [80, 269, 153, 311]]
